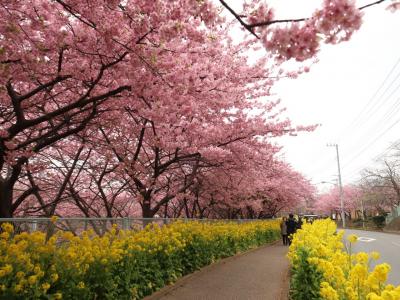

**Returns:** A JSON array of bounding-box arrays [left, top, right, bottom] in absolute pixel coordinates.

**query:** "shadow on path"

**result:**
[[145, 242, 290, 300]]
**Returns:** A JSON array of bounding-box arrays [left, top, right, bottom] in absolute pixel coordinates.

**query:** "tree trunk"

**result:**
[[163, 202, 168, 218], [141, 195, 155, 228], [142, 202, 154, 218], [0, 181, 13, 218]]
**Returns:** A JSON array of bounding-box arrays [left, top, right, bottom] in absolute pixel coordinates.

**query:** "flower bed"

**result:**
[[288, 219, 400, 300], [0, 220, 279, 299]]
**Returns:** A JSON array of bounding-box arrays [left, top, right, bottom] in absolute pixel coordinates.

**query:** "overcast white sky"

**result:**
[[222, 0, 400, 189], [271, 1, 400, 189]]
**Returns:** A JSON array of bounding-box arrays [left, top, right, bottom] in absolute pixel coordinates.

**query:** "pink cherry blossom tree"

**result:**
[[0, 0, 222, 217], [2, 0, 398, 218], [314, 185, 362, 219]]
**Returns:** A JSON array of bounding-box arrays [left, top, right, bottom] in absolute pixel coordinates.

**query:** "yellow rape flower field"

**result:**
[[288, 219, 400, 300], [0, 220, 280, 299]]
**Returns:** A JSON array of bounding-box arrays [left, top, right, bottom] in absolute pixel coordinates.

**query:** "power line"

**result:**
[[343, 138, 400, 180], [337, 55, 400, 138], [341, 92, 400, 160], [348, 70, 400, 131], [299, 57, 400, 184], [334, 56, 400, 177], [342, 118, 400, 172], [337, 73, 400, 150]]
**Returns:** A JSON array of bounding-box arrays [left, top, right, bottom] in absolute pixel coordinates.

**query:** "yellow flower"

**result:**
[[50, 216, 58, 224], [0, 219, 301, 298], [288, 219, 400, 300], [28, 275, 38, 285], [14, 284, 23, 293], [320, 281, 339, 300], [381, 290, 395, 300], [356, 252, 369, 264], [0, 264, 13, 277], [42, 282, 51, 292], [351, 263, 368, 281], [373, 263, 391, 282], [50, 273, 59, 282], [1, 222, 14, 233], [0, 232, 9, 240], [371, 251, 380, 260], [367, 292, 384, 300], [34, 265, 42, 274], [347, 234, 358, 243], [385, 284, 395, 291]]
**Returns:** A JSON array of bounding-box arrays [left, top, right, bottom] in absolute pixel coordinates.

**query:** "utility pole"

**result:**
[[327, 143, 345, 228]]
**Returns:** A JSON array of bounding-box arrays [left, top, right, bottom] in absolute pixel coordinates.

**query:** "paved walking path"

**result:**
[[145, 242, 290, 300]]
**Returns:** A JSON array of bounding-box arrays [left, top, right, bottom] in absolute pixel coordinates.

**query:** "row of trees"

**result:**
[[1, 0, 397, 218], [359, 148, 400, 215], [315, 146, 400, 220]]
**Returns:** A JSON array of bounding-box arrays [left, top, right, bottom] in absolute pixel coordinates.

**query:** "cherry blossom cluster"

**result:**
[[247, 0, 364, 61], [313, 0, 363, 44]]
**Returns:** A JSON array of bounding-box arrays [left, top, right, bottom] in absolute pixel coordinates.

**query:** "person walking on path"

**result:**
[[297, 217, 303, 230], [280, 217, 288, 245], [286, 213, 297, 245]]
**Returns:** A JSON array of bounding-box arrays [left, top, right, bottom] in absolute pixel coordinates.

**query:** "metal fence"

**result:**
[[0, 217, 265, 236]]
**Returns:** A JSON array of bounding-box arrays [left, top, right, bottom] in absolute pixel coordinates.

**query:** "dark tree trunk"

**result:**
[[0, 181, 13, 218], [141, 199, 154, 228], [142, 202, 154, 218]]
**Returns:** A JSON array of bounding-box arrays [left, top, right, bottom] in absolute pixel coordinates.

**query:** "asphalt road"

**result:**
[[343, 229, 400, 286]]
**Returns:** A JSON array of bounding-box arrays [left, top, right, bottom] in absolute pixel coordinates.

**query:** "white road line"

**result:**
[[357, 237, 376, 242], [391, 242, 400, 247]]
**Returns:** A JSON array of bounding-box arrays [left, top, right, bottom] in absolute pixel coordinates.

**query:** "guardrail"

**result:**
[[0, 217, 264, 236]]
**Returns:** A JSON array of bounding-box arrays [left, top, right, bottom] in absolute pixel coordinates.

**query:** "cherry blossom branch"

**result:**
[[11, 185, 39, 214], [26, 169, 51, 216], [135, 28, 155, 45], [0, 59, 21, 64], [218, 0, 259, 38], [152, 160, 200, 213], [359, 0, 388, 10], [47, 146, 84, 216], [248, 18, 306, 28], [220, 0, 390, 37], [17, 75, 72, 102], [6, 81, 25, 123], [57, 48, 66, 73], [55, 0, 97, 28], [133, 121, 147, 162]]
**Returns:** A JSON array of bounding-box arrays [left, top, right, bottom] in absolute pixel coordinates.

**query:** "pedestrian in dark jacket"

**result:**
[[280, 217, 288, 245], [286, 214, 297, 245], [297, 217, 303, 230]]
